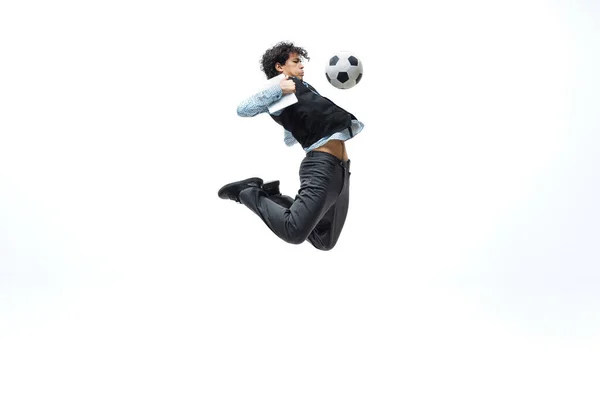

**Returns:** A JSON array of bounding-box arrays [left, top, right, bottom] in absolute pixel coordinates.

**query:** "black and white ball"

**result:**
[[325, 51, 364, 89]]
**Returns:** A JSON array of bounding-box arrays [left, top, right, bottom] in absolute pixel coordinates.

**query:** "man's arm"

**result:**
[[237, 75, 297, 117], [236, 85, 283, 117]]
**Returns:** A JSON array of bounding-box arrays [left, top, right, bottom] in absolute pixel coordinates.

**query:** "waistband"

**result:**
[[306, 149, 351, 167]]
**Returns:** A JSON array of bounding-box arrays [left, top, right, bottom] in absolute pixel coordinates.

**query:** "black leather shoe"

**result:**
[[262, 180, 281, 196], [218, 177, 263, 203]]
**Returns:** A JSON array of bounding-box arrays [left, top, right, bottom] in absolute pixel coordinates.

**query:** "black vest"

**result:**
[[270, 77, 356, 148]]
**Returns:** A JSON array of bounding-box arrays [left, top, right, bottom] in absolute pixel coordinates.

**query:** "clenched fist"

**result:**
[[280, 75, 296, 95]]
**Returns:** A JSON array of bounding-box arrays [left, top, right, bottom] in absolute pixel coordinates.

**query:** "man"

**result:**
[[217, 41, 364, 251]]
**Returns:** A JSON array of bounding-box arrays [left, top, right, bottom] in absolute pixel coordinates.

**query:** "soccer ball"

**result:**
[[325, 51, 363, 89]]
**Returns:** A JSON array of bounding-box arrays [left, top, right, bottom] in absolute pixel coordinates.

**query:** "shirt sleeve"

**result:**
[[284, 129, 297, 146], [237, 84, 283, 117]]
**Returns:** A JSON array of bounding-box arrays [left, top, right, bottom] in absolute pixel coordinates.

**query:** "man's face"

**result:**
[[276, 52, 305, 80]]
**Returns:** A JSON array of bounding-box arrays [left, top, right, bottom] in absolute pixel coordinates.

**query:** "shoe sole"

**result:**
[[218, 177, 263, 199]]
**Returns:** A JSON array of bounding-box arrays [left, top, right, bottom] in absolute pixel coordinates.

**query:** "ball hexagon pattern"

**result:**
[[325, 51, 363, 89]]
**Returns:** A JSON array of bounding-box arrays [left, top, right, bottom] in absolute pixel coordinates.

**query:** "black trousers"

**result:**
[[239, 150, 351, 250]]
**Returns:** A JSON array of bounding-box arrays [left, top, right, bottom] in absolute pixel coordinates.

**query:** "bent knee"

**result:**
[[284, 226, 312, 245], [286, 236, 306, 245], [281, 218, 313, 245]]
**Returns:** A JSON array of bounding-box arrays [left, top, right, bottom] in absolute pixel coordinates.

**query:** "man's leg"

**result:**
[[269, 193, 295, 209], [264, 159, 350, 250], [305, 159, 350, 250], [238, 151, 344, 245]]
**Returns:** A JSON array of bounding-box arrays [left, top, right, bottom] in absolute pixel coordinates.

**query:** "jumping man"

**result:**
[[217, 41, 364, 250]]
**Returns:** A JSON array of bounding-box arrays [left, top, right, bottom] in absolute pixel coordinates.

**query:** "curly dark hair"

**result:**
[[260, 41, 310, 79]]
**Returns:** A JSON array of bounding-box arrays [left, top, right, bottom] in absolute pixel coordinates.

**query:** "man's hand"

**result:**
[[280, 75, 296, 95]]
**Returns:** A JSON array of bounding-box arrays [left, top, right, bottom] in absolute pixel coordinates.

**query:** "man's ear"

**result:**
[[275, 63, 283, 72]]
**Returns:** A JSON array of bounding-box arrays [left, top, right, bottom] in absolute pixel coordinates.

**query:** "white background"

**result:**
[[1, 0, 599, 399]]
